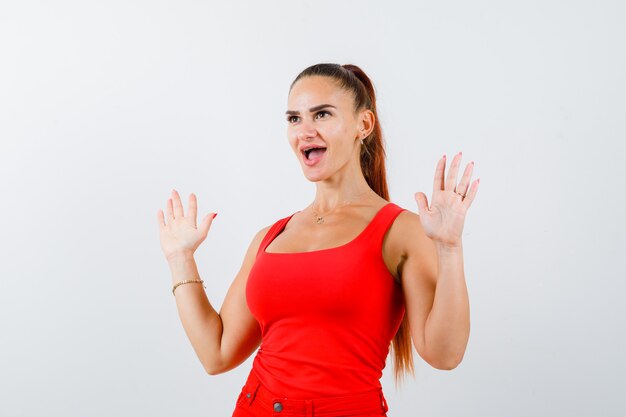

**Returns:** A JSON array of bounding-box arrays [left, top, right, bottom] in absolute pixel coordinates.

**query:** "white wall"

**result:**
[[1, 0, 624, 416]]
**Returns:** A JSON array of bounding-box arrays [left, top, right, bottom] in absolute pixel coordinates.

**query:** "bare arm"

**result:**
[[397, 211, 470, 370], [169, 225, 271, 375]]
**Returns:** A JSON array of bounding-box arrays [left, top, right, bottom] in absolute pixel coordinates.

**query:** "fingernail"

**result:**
[[443, 154, 446, 159], [212, 212, 218, 219]]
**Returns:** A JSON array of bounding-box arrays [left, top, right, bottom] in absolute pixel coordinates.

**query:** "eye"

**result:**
[[286, 110, 330, 124], [316, 110, 331, 119]]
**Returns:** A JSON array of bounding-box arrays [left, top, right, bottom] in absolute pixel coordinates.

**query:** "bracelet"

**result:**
[[172, 279, 206, 295]]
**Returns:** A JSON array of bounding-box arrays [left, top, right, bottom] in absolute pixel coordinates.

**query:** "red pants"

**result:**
[[231, 368, 389, 417]]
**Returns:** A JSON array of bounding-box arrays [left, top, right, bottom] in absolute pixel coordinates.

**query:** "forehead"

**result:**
[[288, 76, 352, 109]]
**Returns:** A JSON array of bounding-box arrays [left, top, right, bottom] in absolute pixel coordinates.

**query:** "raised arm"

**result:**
[[158, 189, 270, 375], [401, 152, 477, 369]]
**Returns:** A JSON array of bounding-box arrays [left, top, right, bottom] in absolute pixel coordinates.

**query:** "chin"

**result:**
[[303, 173, 323, 182], [302, 169, 327, 183]]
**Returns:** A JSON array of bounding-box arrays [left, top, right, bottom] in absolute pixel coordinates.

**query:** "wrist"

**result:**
[[166, 250, 195, 264], [435, 241, 463, 255], [167, 251, 199, 285]]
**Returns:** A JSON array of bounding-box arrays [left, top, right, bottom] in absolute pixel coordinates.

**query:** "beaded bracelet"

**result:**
[[172, 279, 206, 295]]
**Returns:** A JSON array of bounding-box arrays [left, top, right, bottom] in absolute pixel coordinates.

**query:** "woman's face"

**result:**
[[286, 75, 371, 182]]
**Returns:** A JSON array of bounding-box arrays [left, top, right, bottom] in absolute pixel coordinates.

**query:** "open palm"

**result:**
[[157, 189, 217, 261], [414, 152, 479, 247]]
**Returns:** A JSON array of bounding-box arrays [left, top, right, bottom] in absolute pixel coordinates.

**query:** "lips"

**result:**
[[299, 142, 325, 152]]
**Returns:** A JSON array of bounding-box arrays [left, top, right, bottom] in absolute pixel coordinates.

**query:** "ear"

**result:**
[[357, 109, 375, 138]]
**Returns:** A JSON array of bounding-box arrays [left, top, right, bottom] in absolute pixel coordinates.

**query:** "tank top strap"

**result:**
[[256, 212, 298, 258], [360, 202, 407, 249]]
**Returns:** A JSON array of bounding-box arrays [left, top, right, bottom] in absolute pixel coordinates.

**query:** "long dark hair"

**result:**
[[289, 63, 415, 385]]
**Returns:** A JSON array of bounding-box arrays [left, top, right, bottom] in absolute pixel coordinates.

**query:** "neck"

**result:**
[[308, 145, 378, 213], [311, 173, 374, 212]]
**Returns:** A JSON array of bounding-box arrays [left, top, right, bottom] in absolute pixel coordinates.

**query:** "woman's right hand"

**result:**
[[157, 189, 217, 262]]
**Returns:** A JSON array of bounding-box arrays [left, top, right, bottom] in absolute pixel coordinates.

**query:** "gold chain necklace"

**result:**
[[310, 189, 371, 224]]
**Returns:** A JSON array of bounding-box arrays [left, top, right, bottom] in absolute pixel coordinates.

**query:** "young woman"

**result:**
[[157, 63, 479, 417]]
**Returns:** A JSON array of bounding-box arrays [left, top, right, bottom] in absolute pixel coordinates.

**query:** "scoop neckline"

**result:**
[[263, 202, 394, 255]]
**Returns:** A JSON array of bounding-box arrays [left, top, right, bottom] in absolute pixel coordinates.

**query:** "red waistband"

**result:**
[[237, 368, 389, 416]]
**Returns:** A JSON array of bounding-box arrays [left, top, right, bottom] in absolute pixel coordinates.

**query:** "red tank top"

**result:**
[[246, 202, 407, 398]]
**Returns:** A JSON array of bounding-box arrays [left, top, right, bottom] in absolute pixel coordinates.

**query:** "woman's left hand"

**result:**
[[414, 152, 479, 248]]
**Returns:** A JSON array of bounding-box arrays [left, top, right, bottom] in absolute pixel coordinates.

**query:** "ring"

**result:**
[[455, 190, 466, 198]]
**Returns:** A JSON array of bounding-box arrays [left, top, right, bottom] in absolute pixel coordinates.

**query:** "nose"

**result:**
[[295, 121, 317, 142]]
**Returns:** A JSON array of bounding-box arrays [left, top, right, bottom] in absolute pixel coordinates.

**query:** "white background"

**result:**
[[1, 1, 624, 416]]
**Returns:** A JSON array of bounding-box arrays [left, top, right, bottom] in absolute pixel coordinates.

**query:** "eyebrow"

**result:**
[[285, 104, 337, 116]]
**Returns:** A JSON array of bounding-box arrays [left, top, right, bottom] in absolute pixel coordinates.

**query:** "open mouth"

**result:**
[[303, 147, 327, 160]]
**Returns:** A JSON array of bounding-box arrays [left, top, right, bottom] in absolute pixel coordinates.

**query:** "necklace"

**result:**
[[310, 189, 371, 224]]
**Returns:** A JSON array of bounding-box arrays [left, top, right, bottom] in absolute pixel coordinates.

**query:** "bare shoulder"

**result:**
[[243, 224, 273, 263], [384, 208, 438, 284], [226, 224, 273, 292], [386, 208, 422, 256], [252, 224, 273, 247]]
